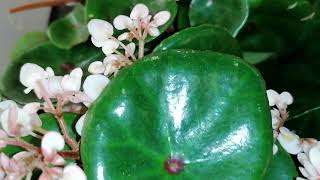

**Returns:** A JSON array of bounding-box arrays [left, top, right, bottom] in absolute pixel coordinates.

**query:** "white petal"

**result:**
[[118, 32, 129, 41], [20, 63, 46, 90], [91, 37, 109, 48], [126, 42, 136, 56], [278, 91, 294, 108], [87, 19, 113, 39], [0, 100, 17, 112], [88, 61, 105, 74], [46, 76, 64, 97], [83, 75, 110, 101], [113, 15, 133, 30], [102, 40, 119, 55], [299, 167, 311, 179], [60, 164, 86, 180], [153, 11, 171, 27], [309, 143, 320, 174], [148, 27, 160, 37], [22, 102, 41, 114], [61, 68, 83, 92], [273, 144, 278, 155], [266, 89, 279, 107], [103, 54, 121, 64], [277, 127, 302, 154], [75, 114, 86, 136], [45, 67, 55, 77], [130, 4, 149, 20], [41, 131, 65, 155]]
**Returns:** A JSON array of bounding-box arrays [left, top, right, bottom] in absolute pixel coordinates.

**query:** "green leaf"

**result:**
[[10, 32, 48, 61], [154, 24, 242, 57], [47, 5, 89, 49], [189, 0, 249, 37], [0, 43, 104, 104], [264, 143, 298, 180], [85, 0, 177, 41], [243, 52, 275, 65], [81, 50, 273, 179], [0, 113, 79, 156]]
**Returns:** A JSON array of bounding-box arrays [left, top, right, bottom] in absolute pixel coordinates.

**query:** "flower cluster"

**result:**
[[267, 89, 320, 180], [0, 61, 112, 179], [87, 3, 170, 76]]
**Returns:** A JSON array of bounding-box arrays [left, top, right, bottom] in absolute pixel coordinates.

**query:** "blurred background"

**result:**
[[0, 0, 50, 75]]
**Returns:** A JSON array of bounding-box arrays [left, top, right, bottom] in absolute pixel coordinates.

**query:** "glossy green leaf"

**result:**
[[81, 50, 272, 179], [0, 113, 79, 156], [154, 25, 242, 57], [47, 5, 89, 49], [85, 0, 177, 41], [10, 32, 48, 61], [243, 52, 275, 65], [0, 43, 104, 104], [189, 0, 249, 37], [264, 143, 298, 180]]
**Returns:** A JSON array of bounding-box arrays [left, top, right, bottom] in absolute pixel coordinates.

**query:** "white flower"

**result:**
[[267, 89, 293, 109], [19, 63, 52, 94], [41, 131, 65, 156], [0, 101, 41, 137], [61, 68, 83, 92], [101, 39, 119, 55], [88, 19, 114, 45], [113, 3, 170, 37], [103, 55, 122, 76], [271, 109, 281, 129], [277, 127, 302, 154], [83, 75, 110, 104], [88, 61, 105, 74], [60, 164, 87, 180], [297, 143, 320, 179], [87, 19, 119, 56], [75, 113, 86, 136]]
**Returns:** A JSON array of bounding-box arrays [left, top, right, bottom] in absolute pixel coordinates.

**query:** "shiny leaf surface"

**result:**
[[189, 0, 249, 36], [81, 50, 272, 179], [47, 5, 89, 49], [154, 25, 242, 57]]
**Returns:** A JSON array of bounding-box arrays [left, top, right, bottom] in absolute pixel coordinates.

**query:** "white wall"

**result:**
[[0, 0, 50, 75]]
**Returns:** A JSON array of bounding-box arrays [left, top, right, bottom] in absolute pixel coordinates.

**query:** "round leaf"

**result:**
[[189, 0, 249, 37], [81, 50, 272, 179], [154, 24, 242, 57], [47, 5, 89, 49], [264, 143, 298, 180]]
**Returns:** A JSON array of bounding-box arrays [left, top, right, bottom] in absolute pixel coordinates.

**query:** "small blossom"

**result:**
[[20, 63, 50, 94], [41, 131, 65, 157], [277, 127, 302, 154], [297, 143, 320, 179], [88, 19, 114, 46], [271, 109, 281, 129], [0, 101, 41, 137], [61, 68, 83, 92], [83, 75, 110, 103], [60, 164, 87, 180], [101, 39, 119, 55], [267, 89, 293, 109]]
